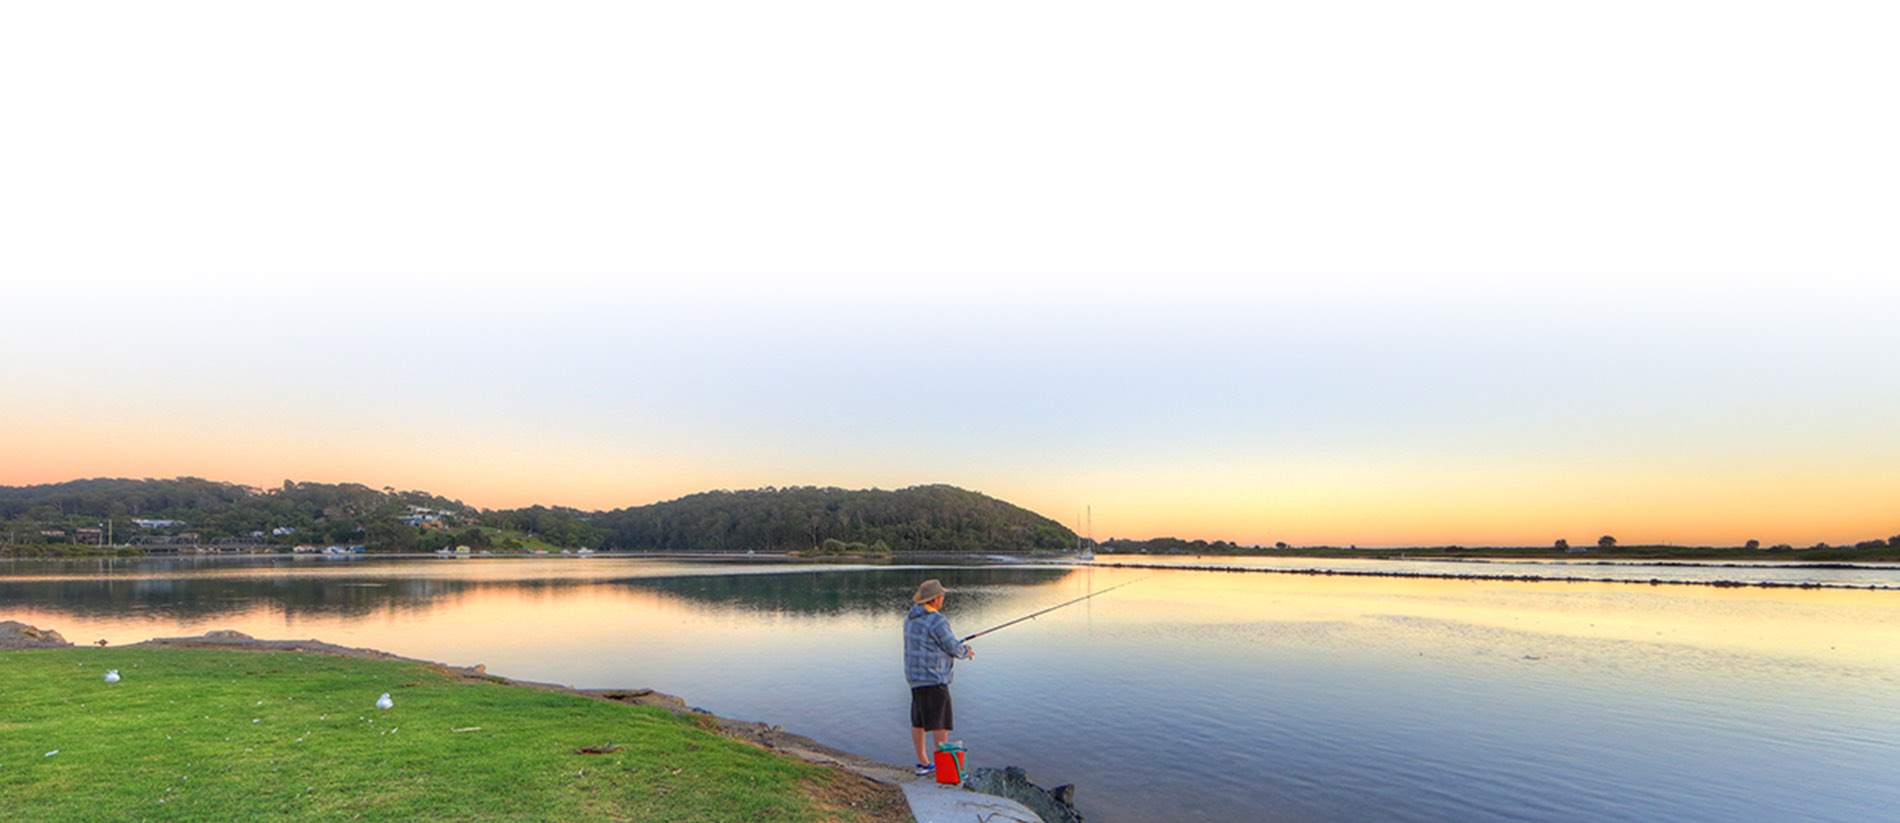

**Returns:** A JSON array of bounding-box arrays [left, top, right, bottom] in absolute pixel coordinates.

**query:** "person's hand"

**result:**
[[965, 647, 976, 659]]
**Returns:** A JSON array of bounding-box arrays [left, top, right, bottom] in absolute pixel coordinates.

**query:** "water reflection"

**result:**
[[621, 566, 1072, 615], [1085, 571, 1900, 672], [0, 575, 511, 620], [0, 560, 1075, 622]]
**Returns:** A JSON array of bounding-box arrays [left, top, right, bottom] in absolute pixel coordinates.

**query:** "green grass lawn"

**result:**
[[0, 648, 901, 822]]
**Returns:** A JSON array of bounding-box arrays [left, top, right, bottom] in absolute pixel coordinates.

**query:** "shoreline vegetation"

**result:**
[[3, 476, 1895, 564], [1089, 560, 1900, 592], [1094, 537, 1900, 564], [0, 625, 911, 822], [8, 550, 1897, 594], [788, 538, 894, 559], [0, 478, 1074, 557], [8, 543, 1900, 566]]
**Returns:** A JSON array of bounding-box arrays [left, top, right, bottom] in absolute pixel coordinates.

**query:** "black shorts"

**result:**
[[910, 684, 953, 731]]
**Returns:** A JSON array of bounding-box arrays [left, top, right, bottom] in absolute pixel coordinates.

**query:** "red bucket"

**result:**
[[933, 743, 966, 785]]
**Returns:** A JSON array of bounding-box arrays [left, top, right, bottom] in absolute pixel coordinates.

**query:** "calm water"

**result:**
[[5, 556, 1900, 822]]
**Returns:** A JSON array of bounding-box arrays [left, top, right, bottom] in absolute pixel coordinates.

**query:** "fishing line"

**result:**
[[959, 576, 1151, 642]]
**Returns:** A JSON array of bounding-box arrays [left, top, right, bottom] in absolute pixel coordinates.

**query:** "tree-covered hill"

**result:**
[[0, 478, 1076, 554], [592, 484, 1077, 553], [0, 477, 476, 552]]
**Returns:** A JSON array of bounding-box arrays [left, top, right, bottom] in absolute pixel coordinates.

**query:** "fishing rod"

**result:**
[[960, 576, 1149, 643]]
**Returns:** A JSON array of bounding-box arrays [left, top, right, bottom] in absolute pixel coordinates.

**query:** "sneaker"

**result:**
[[914, 763, 933, 777]]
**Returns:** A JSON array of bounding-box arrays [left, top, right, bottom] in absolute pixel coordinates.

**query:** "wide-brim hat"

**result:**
[[912, 579, 950, 603]]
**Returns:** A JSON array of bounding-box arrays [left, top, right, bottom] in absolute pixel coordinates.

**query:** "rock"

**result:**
[[964, 766, 1084, 823], [202, 629, 254, 640], [0, 621, 73, 648]]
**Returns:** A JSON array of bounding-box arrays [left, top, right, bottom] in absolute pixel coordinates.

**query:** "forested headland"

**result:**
[[7, 477, 1891, 560], [591, 485, 1075, 553], [0, 477, 1076, 555]]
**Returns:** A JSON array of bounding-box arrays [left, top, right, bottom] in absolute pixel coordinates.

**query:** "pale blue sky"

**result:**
[[4, 2, 1897, 544], [7, 274, 1896, 545]]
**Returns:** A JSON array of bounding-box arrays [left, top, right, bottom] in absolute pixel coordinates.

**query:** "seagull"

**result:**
[[376, 693, 393, 710], [104, 669, 121, 684]]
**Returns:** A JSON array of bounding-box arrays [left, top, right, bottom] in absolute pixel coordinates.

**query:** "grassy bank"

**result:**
[[0, 647, 903, 822]]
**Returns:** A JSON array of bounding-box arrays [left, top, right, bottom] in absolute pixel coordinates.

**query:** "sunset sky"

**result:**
[[4, 2, 1896, 546]]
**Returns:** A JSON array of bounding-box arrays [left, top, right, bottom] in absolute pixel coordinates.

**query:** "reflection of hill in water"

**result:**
[[621, 567, 1075, 616], [2, 566, 1078, 622], [0, 576, 595, 621]]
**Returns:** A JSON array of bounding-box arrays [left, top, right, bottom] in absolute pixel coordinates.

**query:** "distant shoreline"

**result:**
[[1087, 560, 1900, 591], [7, 551, 1898, 592], [9, 545, 1900, 566], [1098, 543, 1900, 564]]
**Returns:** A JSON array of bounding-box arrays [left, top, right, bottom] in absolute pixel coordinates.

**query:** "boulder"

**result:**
[[1051, 784, 1077, 806], [0, 621, 73, 648], [964, 765, 1084, 823]]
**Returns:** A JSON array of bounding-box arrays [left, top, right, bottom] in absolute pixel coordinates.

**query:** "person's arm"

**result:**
[[931, 615, 971, 659]]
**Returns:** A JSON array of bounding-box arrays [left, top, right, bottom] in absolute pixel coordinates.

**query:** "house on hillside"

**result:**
[[400, 506, 450, 527], [400, 516, 450, 530]]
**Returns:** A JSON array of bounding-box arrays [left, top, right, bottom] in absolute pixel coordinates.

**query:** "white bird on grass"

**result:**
[[104, 669, 121, 684], [376, 693, 393, 710]]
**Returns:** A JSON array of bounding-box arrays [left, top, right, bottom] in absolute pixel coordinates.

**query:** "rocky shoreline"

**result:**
[[965, 767, 1085, 823], [0, 620, 72, 648]]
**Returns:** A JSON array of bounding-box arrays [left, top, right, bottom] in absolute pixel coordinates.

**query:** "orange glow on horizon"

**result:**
[[4, 416, 1895, 548], [1083, 569, 1900, 672]]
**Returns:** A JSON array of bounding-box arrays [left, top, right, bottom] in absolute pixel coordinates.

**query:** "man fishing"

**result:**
[[904, 578, 973, 776]]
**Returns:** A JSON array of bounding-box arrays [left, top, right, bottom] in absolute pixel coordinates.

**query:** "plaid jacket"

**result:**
[[904, 604, 968, 687]]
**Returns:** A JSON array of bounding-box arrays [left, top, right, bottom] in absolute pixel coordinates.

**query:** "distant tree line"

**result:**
[[590, 485, 1076, 553], [1, 478, 1076, 554], [1107, 533, 1900, 557], [0, 477, 483, 554], [483, 505, 604, 550], [1099, 536, 1247, 554]]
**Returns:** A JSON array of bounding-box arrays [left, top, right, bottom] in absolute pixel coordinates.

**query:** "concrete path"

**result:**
[[901, 779, 1042, 823]]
